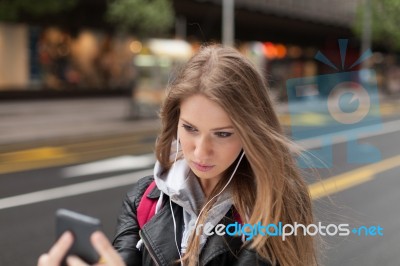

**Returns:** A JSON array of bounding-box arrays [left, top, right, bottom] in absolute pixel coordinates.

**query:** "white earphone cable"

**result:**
[[170, 138, 183, 264]]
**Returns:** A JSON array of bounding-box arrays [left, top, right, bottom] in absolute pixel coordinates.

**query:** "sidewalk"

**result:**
[[0, 97, 161, 152]]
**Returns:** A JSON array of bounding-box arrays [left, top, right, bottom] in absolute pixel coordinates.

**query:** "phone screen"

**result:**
[[55, 209, 102, 265]]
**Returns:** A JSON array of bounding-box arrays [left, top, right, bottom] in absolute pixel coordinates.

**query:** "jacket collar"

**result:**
[[140, 196, 183, 265], [147, 183, 161, 198], [141, 187, 243, 265], [199, 215, 243, 265]]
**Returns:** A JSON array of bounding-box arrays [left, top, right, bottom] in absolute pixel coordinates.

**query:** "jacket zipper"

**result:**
[[139, 230, 161, 266]]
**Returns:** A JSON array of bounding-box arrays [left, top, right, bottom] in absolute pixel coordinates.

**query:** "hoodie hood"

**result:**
[[153, 158, 233, 254], [154, 159, 206, 216]]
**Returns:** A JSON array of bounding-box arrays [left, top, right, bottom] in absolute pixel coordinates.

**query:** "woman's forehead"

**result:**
[[179, 95, 233, 129]]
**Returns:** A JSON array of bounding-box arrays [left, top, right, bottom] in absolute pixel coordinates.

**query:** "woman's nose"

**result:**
[[194, 136, 212, 159]]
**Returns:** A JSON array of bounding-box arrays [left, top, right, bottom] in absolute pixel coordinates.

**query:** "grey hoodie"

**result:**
[[153, 158, 234, 254]]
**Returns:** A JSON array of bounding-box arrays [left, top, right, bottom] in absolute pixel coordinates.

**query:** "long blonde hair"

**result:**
[[155, 45, 317, 266]]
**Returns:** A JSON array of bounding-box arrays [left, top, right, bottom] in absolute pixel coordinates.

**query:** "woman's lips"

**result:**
[[192, 161, 214, 172]]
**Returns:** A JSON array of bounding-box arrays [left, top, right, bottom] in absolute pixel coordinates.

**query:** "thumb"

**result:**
[[91, 231, 125, 266]]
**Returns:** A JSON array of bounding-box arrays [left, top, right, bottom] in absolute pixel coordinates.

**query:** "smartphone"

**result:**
[[55, 209, 102, 265]]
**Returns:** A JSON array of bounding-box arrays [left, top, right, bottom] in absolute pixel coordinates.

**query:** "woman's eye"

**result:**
[[182, 124, 197, 132], [215, 132, 233, 138]]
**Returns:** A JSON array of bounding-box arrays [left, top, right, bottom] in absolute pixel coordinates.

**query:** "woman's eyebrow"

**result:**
[[180, 118, 234, 131]]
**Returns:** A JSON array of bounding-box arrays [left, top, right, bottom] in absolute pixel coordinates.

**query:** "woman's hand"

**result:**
[[38, 231, 126, 266], [38, 231, 74, 266]]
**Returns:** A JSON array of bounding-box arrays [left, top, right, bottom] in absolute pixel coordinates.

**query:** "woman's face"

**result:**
[[178, 94, 243, 193]]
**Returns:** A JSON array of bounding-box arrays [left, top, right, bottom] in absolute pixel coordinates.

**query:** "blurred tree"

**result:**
[[106, 0, 174, 36], [0, 0, 77, 21], [353, 0, 400, 51]]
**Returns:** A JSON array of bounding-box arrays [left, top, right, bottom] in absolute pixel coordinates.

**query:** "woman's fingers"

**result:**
[[37, 231, 74, 266], [91, 231, 125, 266], [48, 232, 74, 260], [37, 230, 124, 266], [66, 255, 89, 266], [37, 254, 51, 266]]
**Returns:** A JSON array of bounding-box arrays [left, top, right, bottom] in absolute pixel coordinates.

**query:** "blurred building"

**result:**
[[178, 0, 357, 44], [1, 0, 377, 100]]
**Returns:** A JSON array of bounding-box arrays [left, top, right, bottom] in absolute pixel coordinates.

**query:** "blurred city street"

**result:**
[[0, 97, 160, 174], [2, 0, 400, 265], [1, 95, 400, 265]]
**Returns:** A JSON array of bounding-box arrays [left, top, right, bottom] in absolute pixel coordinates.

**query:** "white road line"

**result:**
[[298, 119, 400, 149], [0, 169, 153, 210], [62, 154, 156, 178]]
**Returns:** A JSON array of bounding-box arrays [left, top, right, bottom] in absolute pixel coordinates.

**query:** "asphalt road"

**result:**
[[313, 128, 400, 266], [1, 117, 400, 266]]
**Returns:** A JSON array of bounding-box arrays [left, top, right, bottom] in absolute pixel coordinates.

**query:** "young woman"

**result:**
[[38, 45, 317, 266], [113, 45, 317, 266]]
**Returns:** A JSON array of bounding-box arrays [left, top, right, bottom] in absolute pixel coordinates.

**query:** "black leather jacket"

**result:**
[[112, 175, 272, 266]]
